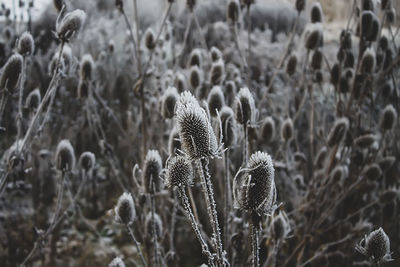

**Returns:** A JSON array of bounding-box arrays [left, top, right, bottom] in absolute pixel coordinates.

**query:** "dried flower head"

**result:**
[[0, 54, 23, 92], [260, 117, 275, 144], [271, 210, 291, 241], [286, 54, 297, 76], [281, 118, 294, 142], [361, 11, 380, 42], [109, 257, 125, 267], [295, 0, 305, 13], [25, 88, 41, 111], [189, 66, 203, 90], [165, 156, 193, 188], [187, 0, 196, 11], [356, 228, 393, 263], [310, 2, 323, 23], [311, 49, 323, 69], [143, 150, 163, 194], [168, 127, 181, 155], [57, 9, 86, 42], [354, 134, 376, 148], [189, 49, 202, 67], [210, 46, 222, 62], [210, 59, 225, 85], [145, 212, 163, 239], [17, 31, 34, 56], [380, 104, 397, 131], [175, 91, 218, 159], [207, 86, 225, 117], [80, 54, 95, 81], [162, 86, 179, 119], [363, 163, 382, 180], [175, 72, 187, 93], [234, 151, 276, 215], [360, 48, 376, 74], [55, 139, 75, 171], [305, 24, 323, 50], [78, 151, 96, 173], [144, 28, 156, 50], [327, 117, 349, 147], [114, 192, 136, 225], [218, 106, 236, 148], [234, 87, 255, 125], [227, 0, 240, 22]]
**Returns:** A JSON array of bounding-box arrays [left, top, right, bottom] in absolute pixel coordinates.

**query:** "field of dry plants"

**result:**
[[0, 0, 399, 266]]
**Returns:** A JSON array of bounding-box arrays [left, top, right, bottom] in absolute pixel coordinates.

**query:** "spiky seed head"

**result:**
[[311, 49, 323, 69], [286, 54, 297, 76], [234, 87, 255, 125], [189, 66, 203, 90], [294, 152, 307, 163], [162, 86, 179, 119], [0, 54, 23, 92], [363, 163, 382, 180], [327, 117, 349, 147], [340, 30, 352, 49], [260, 117, 275, 144], [224, 80, 237, 105], [379, 36, 389, 51], [330, 63, 340, 86], [109, 257, 125, 267], [381, 81, 393, 98], [281, 118, 294, 142], [187, 0, 196, 11], [380, 104, 397, 131], [143, 150, 163, 194], [210, 46, 222, 62], [360, 48, 376, 74], [55, 139, 75, 171], [168, 127, 181, 155], [357, 228, 392, 263], [227, 0, 240, 22], [145, 212, 163, 239], [314, 146, 328, 169], [57, 9, 86, 42], [207, 86, 225, 117], [25, 88, 41, 111], [115, 192, 136, 225], [17, 31, 34, 56], [354, 134, 376, 148], [176, 91, 218, 159], [378, 156, 395, 172], [386, 8, 396, 24], [295, 0, 305, 13], [362, 0, 374, 11], [189, 48, 202, 67], [78, 151, 96, 172], [381, 0, 392, 10], [344, 51, 355, 68], [165, 156, 193, 188], [218, 106, 236, 148], [80, 54, 94, 81], [175, 72, 187, 93], [305, 25, 323, 50], [361, 11, 380, 42], [310, 2, 323, 23], [144, 28, 156, 50], [271, 210, 290, 241], [53, 0, 63, 13], [331, 165, 345, 183], [210, 59, 225, 85]]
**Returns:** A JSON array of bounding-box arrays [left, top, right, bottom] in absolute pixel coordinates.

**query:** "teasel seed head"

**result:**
[[234, 87, 255, 125], [314, 146, 328, 169], [189, 48, 202, 67], [295, 0, 305, 13], [380, 104, 397, 131], [207, 85, 225, 117], [286, 54, 297, 76], [310, 2, 323, 23], [17, 31, 34, 56], [143, 150, 163, 194], [161, 86, 179, 119], [55, 139, 76, 171], [56, 9, 86, 42], [361, 11, 380, 42], [331, 165, 345, 183], [386, 8, 396, 24], [330, 63, 340, 86], [168, 127, 181, 155], [362, 0, 374, 11], [145, 212, 163, 239], [210, 59, 225, 85], [381, 0, 392, 10], [78, 151, 96, 173], [144, 28, 156, 50], [311, 49, 323, 69], [165, 156, 193, 188], [224, 80, 237, 105], [218, 106, 236, 148], [363, 163, 382, 181], [354, 134, 376, 148], [25, 88, 41, 111], [227, 0, 240, 23], [114, 192, 136, 225], [381, 81, 393, 98], [53, 0, 63, 13], [360, 48, 376, 74], [327, 117, 349, 147], [176, 91, 218, 159], [62, 45, 72, 73], [109, 257, 125, 267], [0, 54, 23, 92], [356, 228, 393, 263], [260, 116, 275, 144], [210, 46, 222, 62], [378, 156, 396, 172], [340, 30, 352, 49], [271, 210, 291, 241], [175, 72, 187, 93], [187, 0, 196, 11], [79, 54, 94, 81], [305, 25, 323, 50], [281, 118, 294, 143], [189, 65, 203, 90]]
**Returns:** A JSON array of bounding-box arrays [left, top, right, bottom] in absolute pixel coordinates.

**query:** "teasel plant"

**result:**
[[233, 151, 277, 267], [175, 91, 227, 266]]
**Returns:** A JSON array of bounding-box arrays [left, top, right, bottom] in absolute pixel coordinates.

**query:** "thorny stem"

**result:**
[[127, 224, 147, 267], [16, 57, 27, 149], [309, 84, 315, 167], [0, 92, 8, 128], [0, 172, 9, 199], [150, 188, 159, 267], [224, 150, 231, 249], [178, 186, 215, 266], [197, 158, 226, 266], [251, 223, 259, 267], [232, 22, 249, 73], [243, 123, 248, 167], [121, 9, 138, 63]]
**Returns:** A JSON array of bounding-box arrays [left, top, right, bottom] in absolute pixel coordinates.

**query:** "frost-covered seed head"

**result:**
[[145, 28, 156, 50], [25, 88, 41, 111], [330, 63, 340, 86], [189, 66, 203, 90], [363, 163, 382, 180], [145, 212, 163, 239], [380, 104, 397, 131], [189, 49, 202, 67], [162, 86, 179, 119], [207, 86, 225, 117], [175, 72, 187, 93], [80, 54, 95, 81], [176, 91, 218, 159], [0, 54, 23, 92], [57, 9, 86, 41], [360, 48, 376, 74], [210, 46, 222, 62], [386, 8, 396, 24], [327, 117, 349, 147], [17, 31, 34, 56], [331, 165, 345, 183], [210, 59, 225, 85], [311, 49, 323, 69], [55, 139, 75, 171], [378, 156, 395, 172], [310, 2, 323, 23], [281, 118, 294, 142], [115, 192, 136, 225], [227, 0, 240, 22], [286, 54, 297, 76], [109, 257, 125, 267], [295, 0, 305, 12], [143, 150, 163, 194], [218, 106, 236, 148], [78, 151, 96, 172], [234, 87, 255, 125], [357, 228, 392, 263], [260, 117, 275, 144], [354, 134, 376, 148], [314, 146, 328, 168], [271, 210, 291, 241], [165, 156, 193, 188], [305, 26, 323, 50]]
